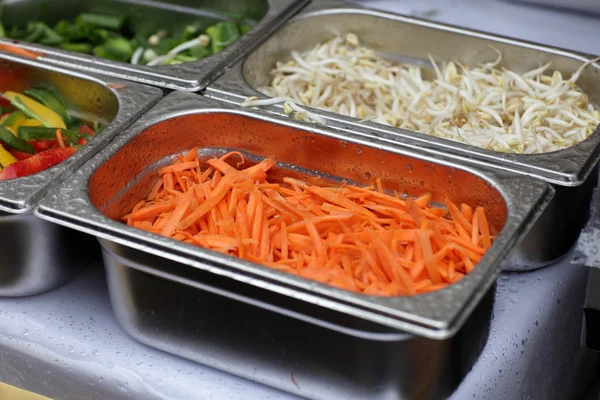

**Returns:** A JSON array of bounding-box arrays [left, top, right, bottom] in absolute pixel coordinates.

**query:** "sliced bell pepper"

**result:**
[[19, 119, 44, 128], [0, 144, 17, 167], [79, 124, 95, 136], [0, 147, 77, 180], [24, 88, 72, 126], [7, 148, 34, 161], [2, 91, 66, 129], [30, 140, 55, 152]]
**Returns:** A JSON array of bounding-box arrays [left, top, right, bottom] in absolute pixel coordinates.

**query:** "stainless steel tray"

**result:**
[[205, 0, 600, 270], [35, 91, 553, 338], [34, 92, 552, 398], [0, 51, 163, 296], [0, 0, 310, 92], [102, 250, 495, 400]]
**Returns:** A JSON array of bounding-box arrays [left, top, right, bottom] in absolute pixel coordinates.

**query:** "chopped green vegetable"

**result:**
[[3, 10, 250, 65], [59, 42, 93, 54], [77, 13, 126, 31], [0, 111, 24, 128], [240, 25, 252, 35], [0, 5, 4, 37], [24, 88, 72, 126], [94, 37, 133, 62], [190, 44, 211, 60], [18, 126, 80, 141], [207, 21, 240, 54], [0, 127, 35, 154]]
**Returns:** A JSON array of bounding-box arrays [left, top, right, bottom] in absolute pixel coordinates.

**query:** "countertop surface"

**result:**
[[1, 1, 600, 399]]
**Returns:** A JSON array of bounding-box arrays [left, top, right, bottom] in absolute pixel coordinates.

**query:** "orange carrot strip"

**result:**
[[56, 129, 66, 148], [159, 161, 199, 175], [447, 236, 487, 255], [0, 44, 43, 58], [471, 209, 480, 245], [461, 204, 473, 222], [161, 186, 195, 237], [178, 175, 236, 230], [476, 206, 492, 249], [414, 193, 432, 208], [419, 231, 442, 284], [375, 178, 384, 194], [129, 202, 176, 221], [446, 198, 473, 233]]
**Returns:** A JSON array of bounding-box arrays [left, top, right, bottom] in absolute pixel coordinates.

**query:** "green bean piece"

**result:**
[[0, 127, 35, 154], [77, 13, 125, 31], [94, 37, 133, 62], [59, 42, 93, 54], [240, 25, 252, 35], [0, 111, 25, 128], [190, 44, 211, 60], [18, 126, 80, 142]]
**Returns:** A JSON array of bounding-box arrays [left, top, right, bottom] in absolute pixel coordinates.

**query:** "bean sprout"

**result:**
[[256, 33, 600, 154]]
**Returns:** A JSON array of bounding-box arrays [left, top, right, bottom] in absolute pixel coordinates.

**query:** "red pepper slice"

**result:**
[[0, 147, 77, 180], [79, 125, 95, 136], [78, 137, 88, 145], [29, 140, 56, 152], [7, 148, 34, 161]]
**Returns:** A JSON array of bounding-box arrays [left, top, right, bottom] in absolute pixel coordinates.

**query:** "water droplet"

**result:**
[[93, 349, 99, 356], [508, 285, 518, 293], [106, 362, 113, 369]]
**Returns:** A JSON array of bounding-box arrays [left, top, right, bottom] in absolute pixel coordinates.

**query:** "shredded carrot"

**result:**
[[56, 129, 66, 148], [121, 148, 496, 296], [0, 44, 43, 58]]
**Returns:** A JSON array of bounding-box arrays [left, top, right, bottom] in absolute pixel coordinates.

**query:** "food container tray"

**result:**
[[103, 252, 495, 400], [35, 91, 552, 335], [0, 50, 163, 296], [205, 0, 600, 270], [34, 92, 552, 397], [0, 0, 310, 92]]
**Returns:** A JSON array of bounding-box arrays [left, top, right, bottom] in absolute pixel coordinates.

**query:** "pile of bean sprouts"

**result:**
[[245, 33, 600, 154]]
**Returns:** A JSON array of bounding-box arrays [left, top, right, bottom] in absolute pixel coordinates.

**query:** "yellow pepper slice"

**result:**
[[0, 145, 17, 167], [7, 116, 26, 136], [18, 119, 44, 128], [2, 91, 66, 129]]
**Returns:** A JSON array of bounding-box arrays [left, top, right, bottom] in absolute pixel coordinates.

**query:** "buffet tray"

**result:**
[[0, 50, 163, 296], [35, 91, 552, 337], [0, 0, 309, 91]]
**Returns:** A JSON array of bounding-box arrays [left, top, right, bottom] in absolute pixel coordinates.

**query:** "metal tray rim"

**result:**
[[35, 91, 554, 339], [205, 2, 600, 187], [0, 51, 164, 214]]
